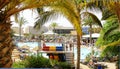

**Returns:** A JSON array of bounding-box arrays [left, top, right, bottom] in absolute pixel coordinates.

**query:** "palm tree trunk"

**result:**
[[76, 33, 81, 69], [19, 25, 21, 41], [0, 23, 14, 67], [115, 5, 120, 69], [114, 2, 120, 32], [118, 46, 120, 69], [89, 23, 92, 46]]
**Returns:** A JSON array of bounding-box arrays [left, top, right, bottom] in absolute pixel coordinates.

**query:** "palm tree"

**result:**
[[34, 1, 120, 69], [95, 9, 120, 68], [83, 16, 93, 46], [87, 0, 120, 29], [82, 12, 102, 46], [34, 1, 83, 68], [89, 3, 120, 68], [96, 17, 120, 66], [87, 1, 120, 68], [0, 0, 57, 67], [49, 22, 58, 43], [15, 17, 27, 40], [50, 22, 58, 32]]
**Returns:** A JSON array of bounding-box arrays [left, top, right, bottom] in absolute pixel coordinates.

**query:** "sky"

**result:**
[[11, 9, 73, 28], [11, 9, 102, 28]]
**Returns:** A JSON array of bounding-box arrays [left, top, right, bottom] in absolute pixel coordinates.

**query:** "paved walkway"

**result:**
[[79, 62, 116, 69], [97, 62, 116, 69], [80, 63, 90, 69]]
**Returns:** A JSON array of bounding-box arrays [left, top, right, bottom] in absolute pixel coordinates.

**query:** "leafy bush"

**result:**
[[12, 55, 73, 68], [24, 55, 52, 68], [12, 55, 52, 68], [12, 61, 26, 68], [58, 62, 71, 68]]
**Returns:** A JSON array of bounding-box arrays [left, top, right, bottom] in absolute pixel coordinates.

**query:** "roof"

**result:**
[[82, 33, 100, 38], [55, 26, 74, 29], [43, 30, 57, 35]]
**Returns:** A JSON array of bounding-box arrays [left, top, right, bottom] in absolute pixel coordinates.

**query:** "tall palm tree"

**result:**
[[87, 1, 120, 68], [88, 2, 120, 68], [49, 22, 58, 42], [50, 22, 58, 32], [34, 1, 115, 69], [96, 17, 120, 67], [34, 0, 83, 68], [82, 12, 102, 46], [0, 0, 57, 67], [87, 0, 120, 29], [16, 17, 27, 40], [83, 16, 93, 46]]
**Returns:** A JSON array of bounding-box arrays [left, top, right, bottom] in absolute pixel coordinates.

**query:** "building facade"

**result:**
[[54, 26, 89, 35]]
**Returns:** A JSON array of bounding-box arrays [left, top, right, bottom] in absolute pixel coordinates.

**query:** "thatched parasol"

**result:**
[[21, 45, 30, 50], [32, 46, 39, 51]]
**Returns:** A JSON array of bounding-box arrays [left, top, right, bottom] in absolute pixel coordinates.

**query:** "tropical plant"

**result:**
[[12, 55, 52, 68], [95, 15, 120, 69], [34, 8, 59, 30], [34, 1, 105, 69], [85, 53, 92, 63], [11, 29, 15, 37], [1, 0, 118, 68], [92, 27, 101, 33], [87, 1, 120, 21], [0, 0, 57, 67], [24, 55, 52, 68], [97, 24, 120, 69], [15, 16, 27, 40], [87, 1, 120, 68], [50, 22, 58, 41], [34, 1, 83, 69], [96, 18, 119, 55], [50, 59, 72, 69], [12, 61, 26, 68], [82, 12, 102, 60], [58, 62, 71, 69], [12, 55, 72, 68], [82, 14, 102, 46], [50, 22, 58, 32]]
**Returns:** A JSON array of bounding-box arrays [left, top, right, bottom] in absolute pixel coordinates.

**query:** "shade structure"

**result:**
[[21, 45, 30, 50], [14, 34, 24, 36], [43, 30, 57, 35], [82, 33, 100, 38], [32, 46, 39, 51]]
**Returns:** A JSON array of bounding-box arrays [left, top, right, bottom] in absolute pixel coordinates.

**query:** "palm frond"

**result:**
[[37, 8, 44, 14], [50, 22, 58, 28], [34, 10, 60, 30], [103, 19, 119, 39], [106, 32, 120, 41], [82, 12, 102, 28], [102, 46, 119, 56], [16, 16, 27, 27], [102, 8, 116, 20], [103, 39, 120, 48], [50, 0, 82, 36], [82, 15, 93, 26], [86, 1, 104, 11], [0, 0, 10, 10], [5, 0, 57, 20]]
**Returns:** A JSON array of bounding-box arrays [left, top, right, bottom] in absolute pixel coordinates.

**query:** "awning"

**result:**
[[82, 33, 100, 38], [43, 30, 57, 35]]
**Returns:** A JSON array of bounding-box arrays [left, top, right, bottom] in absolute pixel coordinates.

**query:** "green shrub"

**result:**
[[58, 62, 71, 68], [12, 61, 26, 68], [24, 55, 52, 68], [12, 55, 73, 68], [49, 59, 71, 68], [12, 55, 52, 68]]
